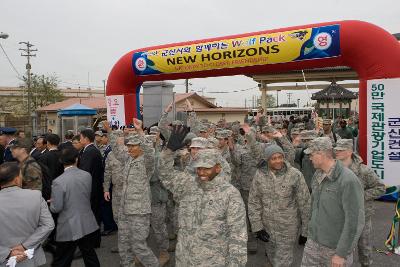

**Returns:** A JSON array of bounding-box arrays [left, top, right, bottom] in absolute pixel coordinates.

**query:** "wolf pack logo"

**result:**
[[313, 32, 332, 50], [135, 57, 147, 72], [289, 30, 308, 41]]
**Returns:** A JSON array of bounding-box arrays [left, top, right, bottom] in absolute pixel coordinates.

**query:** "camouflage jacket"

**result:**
[[103, 151, 124, 199], [248, 162, 311, 238], [247, 130, 296, 166], [230, 143, 258, 191], [348, 154, 386, 217], [109, 132, 155, 215], [150, 145, 169, 204], [159, 149, 248, 267], [20, 156, 43, 191]]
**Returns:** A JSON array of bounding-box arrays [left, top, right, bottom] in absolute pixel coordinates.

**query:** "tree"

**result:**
[[22, 73, 64, 111], [266, 94, 276, 108]]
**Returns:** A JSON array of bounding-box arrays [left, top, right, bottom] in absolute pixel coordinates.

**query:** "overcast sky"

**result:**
[[1, 0, 398, 107]]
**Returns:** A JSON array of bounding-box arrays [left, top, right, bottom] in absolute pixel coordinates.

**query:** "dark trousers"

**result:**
[[51, 231, 100, 267]]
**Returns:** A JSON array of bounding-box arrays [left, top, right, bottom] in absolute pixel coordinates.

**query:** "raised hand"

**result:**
[[167, 125, 189, 151]]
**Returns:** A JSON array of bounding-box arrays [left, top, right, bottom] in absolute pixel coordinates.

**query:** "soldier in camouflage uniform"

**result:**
[[148, 126, 170, 266], [159, 128, 247, 266], [258, 125, 296, 166], [216, 130, 234, 173], [106, 120, 159, 267], [319, 119, 340, 144], [334, 139, 385, 267], [186, 137, 231, 179], [248, 145, 311, 267], [10, 138, 42, 190], [294, 130, 318, 191], [103, 133, 125, 222], [229, 129, 259, 253]]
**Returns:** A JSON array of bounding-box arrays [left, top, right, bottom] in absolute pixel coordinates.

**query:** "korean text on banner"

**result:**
[[106, 95, 126, 128], [367, 78, 400, 186]]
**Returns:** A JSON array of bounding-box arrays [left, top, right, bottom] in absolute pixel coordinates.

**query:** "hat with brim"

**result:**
[[334, 139, 353, 151], [304, 137, 333, 154], [126, 135, 141, 146], [192, 149, 219, 168], [190, 137, 208, 148]]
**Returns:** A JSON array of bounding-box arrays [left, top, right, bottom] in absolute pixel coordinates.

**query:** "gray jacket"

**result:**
[[0, 187, 54, 267], [50, 166, 99, 242]]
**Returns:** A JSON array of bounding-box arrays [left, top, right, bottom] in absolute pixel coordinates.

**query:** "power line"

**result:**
[[0, 42, 22, 79], [191, 86, 258, 94]]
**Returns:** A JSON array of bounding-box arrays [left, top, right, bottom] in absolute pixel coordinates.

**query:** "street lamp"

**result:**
[[0, 32, 9, 39]]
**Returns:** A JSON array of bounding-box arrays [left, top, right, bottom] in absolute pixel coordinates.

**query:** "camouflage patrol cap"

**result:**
[[291, 128, 301, 136], [126, 135, 142, 146], [304, 137, 333, 154], [300, 130, 318, 140], [171, 120, 183, 126], [192, 149, 220, 168], [10, 138, 32, 150], [261, 124, 276, 133], [334, 139, 353, 151], [149, 126, 160, 134], [190, 137, 209, 148], [207, 138, 219, 149], [216, 130, 229, 139], [274, 123, 283, 129], [199, 124, 209, 133], [225, 129, 233, 137], [322, 119, 332, 125], [183, 132, 197, 143]]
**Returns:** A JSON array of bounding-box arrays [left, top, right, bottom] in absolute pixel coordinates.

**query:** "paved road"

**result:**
[[43, 201, 399, 267]]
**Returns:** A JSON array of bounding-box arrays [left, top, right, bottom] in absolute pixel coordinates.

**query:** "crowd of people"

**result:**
[[0, 102, 385, 267]]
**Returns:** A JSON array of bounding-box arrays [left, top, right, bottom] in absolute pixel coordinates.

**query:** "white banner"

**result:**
[[106, 95, 126, 129], [367, 78, 400, 186]]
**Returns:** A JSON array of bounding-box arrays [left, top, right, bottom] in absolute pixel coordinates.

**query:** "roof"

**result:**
[[58, 103, 97, 116], [37, 97, 107, 112], [174, 92, 217, 108], [311, 81, 358, 101], [37, 92, 217, 112]]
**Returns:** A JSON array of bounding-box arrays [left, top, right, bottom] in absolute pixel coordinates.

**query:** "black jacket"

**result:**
[[77, 144, 104, 223], [38, 149, 64, 199]]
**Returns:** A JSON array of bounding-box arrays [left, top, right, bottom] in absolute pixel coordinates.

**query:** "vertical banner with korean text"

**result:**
[[106, 95, 126, 129], [367, 78, 400, 186]]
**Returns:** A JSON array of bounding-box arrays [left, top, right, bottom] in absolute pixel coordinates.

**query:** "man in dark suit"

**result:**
[[78, 129, 104, 247], [58, 131, 74, 151], [0, 162, 55, 267], [31, 136, 48, 160], [38, 134, 64, 200], [50, 147, 100, 267], [38, 134, 65, 254]]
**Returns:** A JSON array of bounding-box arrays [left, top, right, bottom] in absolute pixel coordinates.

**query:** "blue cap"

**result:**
[[0, 127, 17, 135]]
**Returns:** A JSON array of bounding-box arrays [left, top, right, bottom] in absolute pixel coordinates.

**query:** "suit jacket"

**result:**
[[0, 187, 54, 267], [78, 144, 104, 222], [38, 149, 64, 200], [50, 167, 99, 242], [0, 145, 4, 165]]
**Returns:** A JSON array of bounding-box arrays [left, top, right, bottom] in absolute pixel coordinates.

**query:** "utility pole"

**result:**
[[287, 92, 293, 105], [102, 80, 106, 96], [276, 90, 281, 107], [185, 79, 189, 93], [19, 41, 37, 135]]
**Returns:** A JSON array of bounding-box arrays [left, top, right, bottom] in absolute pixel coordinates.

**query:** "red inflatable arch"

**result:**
[[107, 20, 400, 162]]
